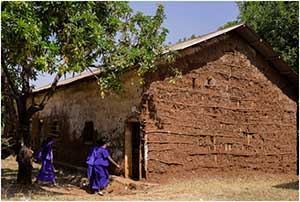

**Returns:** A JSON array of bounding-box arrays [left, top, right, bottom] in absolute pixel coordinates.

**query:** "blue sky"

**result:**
[[130, 1, 239, 44], [33, 1, 239, 87]]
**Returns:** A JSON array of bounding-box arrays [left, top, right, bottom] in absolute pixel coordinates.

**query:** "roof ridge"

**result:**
[[168, 23, 245, 52]]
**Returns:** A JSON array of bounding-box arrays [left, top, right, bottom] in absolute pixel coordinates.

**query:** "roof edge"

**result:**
[[32, 22, 298, 93]]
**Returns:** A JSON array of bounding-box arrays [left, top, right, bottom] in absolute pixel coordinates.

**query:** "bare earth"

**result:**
[[1, 156, 298, 201]]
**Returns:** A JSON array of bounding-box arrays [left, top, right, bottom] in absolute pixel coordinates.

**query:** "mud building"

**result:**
[[30, 24, 298, 180]]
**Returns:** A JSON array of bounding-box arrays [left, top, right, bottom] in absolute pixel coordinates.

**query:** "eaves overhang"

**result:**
[[33, 23, 298, 93]]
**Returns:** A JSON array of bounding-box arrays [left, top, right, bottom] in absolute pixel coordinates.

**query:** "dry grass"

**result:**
[[1, 156, 299, 201]]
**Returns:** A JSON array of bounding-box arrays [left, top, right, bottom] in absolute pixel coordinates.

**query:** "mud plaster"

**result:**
[[30, 33, 297, 180], [141, 33, 297, 180]]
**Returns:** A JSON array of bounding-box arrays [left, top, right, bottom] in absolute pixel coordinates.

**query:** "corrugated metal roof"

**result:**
[[33, 23, 298, 93], [33, 69, 101, 92], [168, 23, 244, 51]]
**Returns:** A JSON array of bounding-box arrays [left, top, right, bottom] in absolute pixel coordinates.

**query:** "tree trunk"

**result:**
[[18, 115, 31, 147], [16, 145, 33, 185], [9, 70, 62, 185], [1, 69, 18, 158], [2, 87, 17, 139], [16, 96, 33, 185]]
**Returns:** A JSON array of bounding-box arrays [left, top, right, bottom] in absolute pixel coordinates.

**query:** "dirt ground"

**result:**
[[1, 155, 298, 201]]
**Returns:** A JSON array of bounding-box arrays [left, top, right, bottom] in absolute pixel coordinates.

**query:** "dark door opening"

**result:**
[[125, 121, 145, 180], [131, 122, 140, 180]]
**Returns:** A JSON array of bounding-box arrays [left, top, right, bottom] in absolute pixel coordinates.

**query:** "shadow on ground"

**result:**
[[1, 167, 86, 200], [273, 180, 299, 190]]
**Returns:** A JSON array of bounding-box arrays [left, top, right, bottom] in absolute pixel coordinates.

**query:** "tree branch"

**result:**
[[86, 66, 100, 80], [27, 72, 62, 117], [1, 65, 19, 98], [89, 63, 139, 76], [20, 65, 31, 98]]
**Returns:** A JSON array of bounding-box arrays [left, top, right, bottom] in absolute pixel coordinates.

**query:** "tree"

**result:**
[[1, 68, 18, 159], [2, 1, 169, 185], [218, 20, 239, 30], [219, 1, 299, 71], [176, 34, 199, 44]]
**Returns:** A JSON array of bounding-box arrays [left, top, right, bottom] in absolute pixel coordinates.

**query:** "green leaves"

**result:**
[[2, 1, 169, 99], [238, 1, 299, 71], [93, 3, 169, 96], [218, 20, 239, 30], [219, 2, 298, 71]]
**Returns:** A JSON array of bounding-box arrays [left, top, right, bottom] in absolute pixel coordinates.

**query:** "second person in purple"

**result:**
[[35, 137, 55, 184], [89, 139, 120, 196]]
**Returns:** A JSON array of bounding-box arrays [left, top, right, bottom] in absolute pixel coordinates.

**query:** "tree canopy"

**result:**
[[2, 2, 170, 95], [219, 1, 299, 71], [1, 1, 170, 184]]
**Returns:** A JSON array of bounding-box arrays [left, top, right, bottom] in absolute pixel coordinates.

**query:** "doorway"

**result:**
[[124, 122, 145, 180]]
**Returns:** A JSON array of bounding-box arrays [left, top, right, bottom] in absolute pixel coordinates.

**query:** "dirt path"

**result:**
[[1, 156, 298, 201]]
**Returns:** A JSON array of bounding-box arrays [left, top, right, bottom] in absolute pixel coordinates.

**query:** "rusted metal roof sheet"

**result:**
[[33, 69, 101, 92], [168, 23, 245, 51], [33, 23, 298, 93]]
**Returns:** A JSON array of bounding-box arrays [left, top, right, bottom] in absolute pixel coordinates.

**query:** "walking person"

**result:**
[[86, 143, 97, 189], [35, 137, 56, 185], [89, 139, 120, 196]]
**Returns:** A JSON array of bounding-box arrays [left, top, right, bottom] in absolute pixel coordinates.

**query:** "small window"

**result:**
[[83, 121, 94, 144]]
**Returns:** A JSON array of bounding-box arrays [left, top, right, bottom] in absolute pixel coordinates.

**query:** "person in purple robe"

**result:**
[[86, 145, 96, 185], [88, 139, 120, 196], [35, 137, 55, 184]]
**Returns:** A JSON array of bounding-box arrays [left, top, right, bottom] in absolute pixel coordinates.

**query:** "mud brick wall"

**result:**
[[31, 72, 143, 170], [141, 33, 297, 179]]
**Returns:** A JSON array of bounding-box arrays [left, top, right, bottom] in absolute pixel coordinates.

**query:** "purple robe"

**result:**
[[89, 147, 110, 191], [86, 146, 96, 181], [36, 140, 55, 183]]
